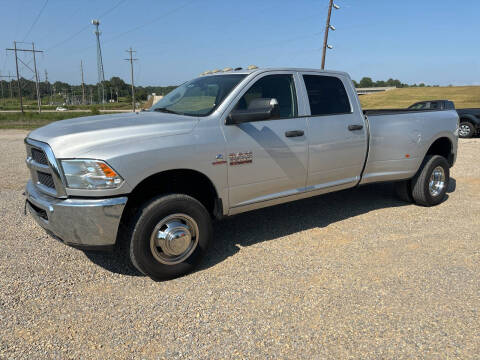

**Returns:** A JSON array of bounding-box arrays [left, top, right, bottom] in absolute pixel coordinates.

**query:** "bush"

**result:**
[[90, 106, 100, 115]]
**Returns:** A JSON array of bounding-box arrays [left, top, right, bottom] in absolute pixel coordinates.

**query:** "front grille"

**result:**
[[31, 148, 48, 165], [37, 171, 55, 189], [27, 200, 48, 220], [26, 139, 66, 198]]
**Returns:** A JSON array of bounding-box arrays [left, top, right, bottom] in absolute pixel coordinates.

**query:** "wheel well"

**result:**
[[122, 169, 220, 221], [426, 137, 453, 166], [459, 116, 473, 124]]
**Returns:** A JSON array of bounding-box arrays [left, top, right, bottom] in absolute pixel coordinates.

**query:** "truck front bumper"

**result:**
[[25, 180, 128, 250]]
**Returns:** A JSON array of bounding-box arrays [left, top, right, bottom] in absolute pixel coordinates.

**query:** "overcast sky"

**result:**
[[1, 0, 478, 86]]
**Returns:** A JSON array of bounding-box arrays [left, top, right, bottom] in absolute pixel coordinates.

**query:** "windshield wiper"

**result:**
[[153, 107, 180, 114]]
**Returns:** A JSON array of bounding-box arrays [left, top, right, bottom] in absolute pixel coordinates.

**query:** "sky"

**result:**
[[0, 0, 478, 86]]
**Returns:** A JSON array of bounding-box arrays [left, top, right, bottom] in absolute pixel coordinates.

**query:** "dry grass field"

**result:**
[[359, 86, 480, 109]]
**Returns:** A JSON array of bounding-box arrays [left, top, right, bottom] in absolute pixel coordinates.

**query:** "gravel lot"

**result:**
[[1, 130, 479, 359]]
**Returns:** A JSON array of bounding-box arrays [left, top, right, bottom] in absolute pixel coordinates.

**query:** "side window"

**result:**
[[430, 102, 438, 109], [303, 75, 351, 116], [411, 102, 426, 110], [235, 74, 297, 118]]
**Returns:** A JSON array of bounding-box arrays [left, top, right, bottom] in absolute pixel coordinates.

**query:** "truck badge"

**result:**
[[229, 151, 253, 165]]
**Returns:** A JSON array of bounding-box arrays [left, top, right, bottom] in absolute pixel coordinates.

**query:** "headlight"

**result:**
[[61, 159, 124, 189]]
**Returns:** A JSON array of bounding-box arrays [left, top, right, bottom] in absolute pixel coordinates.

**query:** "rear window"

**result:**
[[303, 75, 351, 116]]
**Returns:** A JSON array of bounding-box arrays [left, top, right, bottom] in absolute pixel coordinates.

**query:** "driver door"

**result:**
[[222, 72, 308, 209]]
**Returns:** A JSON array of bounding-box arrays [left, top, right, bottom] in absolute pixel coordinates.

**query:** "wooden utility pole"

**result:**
[[321, 0, 334, 70], [80, 60, 86, 105], [124, 47, 138, 112], [11, 41, 23, 112], [6, 41, 44, 112], [32, 42, 41, 112]]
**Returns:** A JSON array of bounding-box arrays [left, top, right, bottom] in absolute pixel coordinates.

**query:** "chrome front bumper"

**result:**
[[25, 180, 127, 249]]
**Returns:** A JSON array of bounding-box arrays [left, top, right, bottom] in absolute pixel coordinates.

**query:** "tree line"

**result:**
[[353, 77, 437, 88], [0, 76, 176, 104]]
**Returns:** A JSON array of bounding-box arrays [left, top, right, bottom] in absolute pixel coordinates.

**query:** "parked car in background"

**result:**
[[408, 100, 480, 138], [25, 67, 458, 280], [55, 107, 67, 112]]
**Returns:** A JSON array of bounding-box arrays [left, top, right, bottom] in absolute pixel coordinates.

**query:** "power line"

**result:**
[[23, 0, 49, 42], [45, 0, 127, 52], [106, 0, 197, 46]]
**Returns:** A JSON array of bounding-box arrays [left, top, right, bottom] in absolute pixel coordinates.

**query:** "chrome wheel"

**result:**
[[428, 166, 446, 197], [150, 213, 199, 265], [459, 124, 471, 137]]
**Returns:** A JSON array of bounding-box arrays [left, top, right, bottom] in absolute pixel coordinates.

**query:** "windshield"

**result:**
[[150, 74, 246, 116]]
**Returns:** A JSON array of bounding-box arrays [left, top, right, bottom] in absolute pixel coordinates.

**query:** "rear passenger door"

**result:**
[[300, 73, 368, 190]]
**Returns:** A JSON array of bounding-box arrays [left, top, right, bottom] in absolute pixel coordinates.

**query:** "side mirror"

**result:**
[[227, 98, 280, 125]]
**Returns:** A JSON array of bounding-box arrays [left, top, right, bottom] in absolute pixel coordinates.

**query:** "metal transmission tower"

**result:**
[[321, 0, 340, 70], [91, 19, 105, 105], [124, 47, 138, 112]]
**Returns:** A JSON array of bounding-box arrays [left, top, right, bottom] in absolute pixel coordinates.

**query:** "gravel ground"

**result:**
[[0, 130, 479, 359]]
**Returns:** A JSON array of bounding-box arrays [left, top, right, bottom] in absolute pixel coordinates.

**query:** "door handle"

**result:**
[[285, 130, 304, 137], [348, 124, 363, 131]]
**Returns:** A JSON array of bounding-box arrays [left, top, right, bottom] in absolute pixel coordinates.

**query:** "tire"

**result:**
[[411, 155, 450, 207], [127, 194, 212, 280], [394, 180, 413, 203], [459, 121, 474, 138]]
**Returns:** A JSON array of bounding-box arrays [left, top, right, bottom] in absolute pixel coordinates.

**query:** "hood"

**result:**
[[27, 111, 199, 158]]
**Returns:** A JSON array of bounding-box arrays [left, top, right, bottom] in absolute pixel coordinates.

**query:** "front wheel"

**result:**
[[411, 155, 450, 206], [128, 194, 212, 280], [459, 121, 474, 138]]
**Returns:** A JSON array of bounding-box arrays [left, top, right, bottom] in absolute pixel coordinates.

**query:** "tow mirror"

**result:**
[[227, 98, 280, 125]]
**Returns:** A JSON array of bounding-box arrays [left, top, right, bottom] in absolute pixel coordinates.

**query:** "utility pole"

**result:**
[[6, 41, 44, 112], [124, 47, 138, 112], [321, 0, 339, 70], [32, 42, 41, 112], [80, 60, 86, 105], [9, 41, 23, 112], [45, 69, 52, 105]]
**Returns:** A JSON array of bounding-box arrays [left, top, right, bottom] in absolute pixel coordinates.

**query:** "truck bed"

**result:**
[[360, 109, 458, 185]]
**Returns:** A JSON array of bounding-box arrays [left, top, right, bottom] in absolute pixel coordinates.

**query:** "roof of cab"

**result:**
[[200, 67, 350, 78]]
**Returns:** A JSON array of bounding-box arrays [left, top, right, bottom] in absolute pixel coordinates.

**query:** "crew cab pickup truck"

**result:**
[[25, 67, 459, 280], [408, 100, 480, 138]]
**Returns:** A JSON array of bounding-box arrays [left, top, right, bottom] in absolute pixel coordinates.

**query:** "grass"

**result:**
[[0, 112, 108, 130], [359, 86, 480, 109]]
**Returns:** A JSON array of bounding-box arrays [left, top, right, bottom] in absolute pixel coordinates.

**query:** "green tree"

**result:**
[[359, 77, 374, 88]]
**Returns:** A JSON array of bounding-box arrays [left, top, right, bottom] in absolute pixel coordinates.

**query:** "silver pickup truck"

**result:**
[[25, 67, 459, 280]]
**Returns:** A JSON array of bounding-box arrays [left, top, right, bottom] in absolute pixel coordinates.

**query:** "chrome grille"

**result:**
[[37, 171, 55, 189], [25, 138, 67, 198], [31, 148, 48, 165]]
